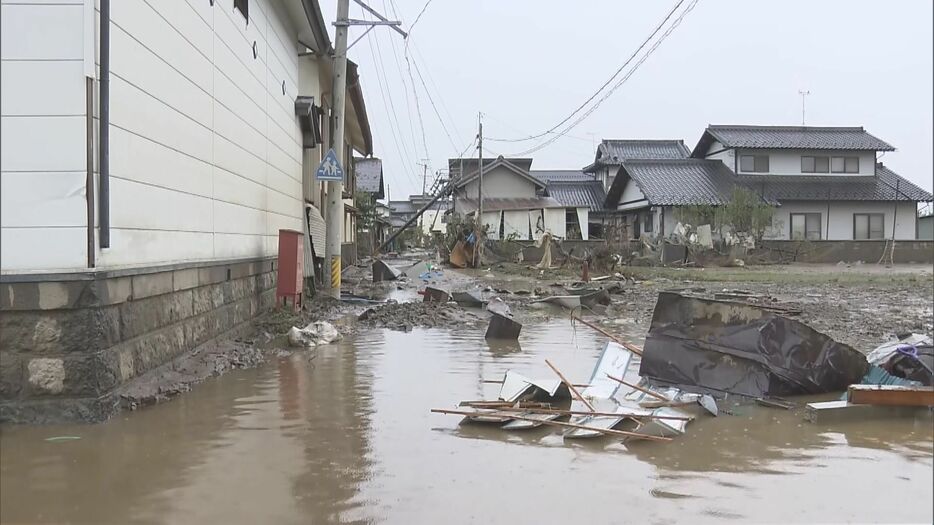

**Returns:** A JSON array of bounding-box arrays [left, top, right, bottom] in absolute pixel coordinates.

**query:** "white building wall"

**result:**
[[765, 201, 917, 240], [419, 209, 446, 235], [704, 140, 735, 170], [463, 165, 537, 200], [1, 1, 91, 271], [1, 0, 308, 272], [736, 149, 876, 176]]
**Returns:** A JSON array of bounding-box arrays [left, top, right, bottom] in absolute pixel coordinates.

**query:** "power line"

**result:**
[[381, 1, 427, 161], [508, 0, 700, 156], [408, 0, 434, 37], [409, 40, 463, 145], [487, 0, 687, 143]]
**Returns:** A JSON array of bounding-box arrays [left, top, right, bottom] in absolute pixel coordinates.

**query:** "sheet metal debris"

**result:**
[[486, 312, 522, 340], [372, 259, 402, 282], [452, 290, 486, 307], [422, 286, 452, 303], [639, 292, 870, 397], [866, 333, 933, 386]]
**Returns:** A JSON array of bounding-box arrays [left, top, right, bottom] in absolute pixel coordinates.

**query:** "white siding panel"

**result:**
[[214, 232, 265, 259], [1, 61, 86, 116], [1, 172, 87, 227], [110, 27, 213, 128], [213, 71, 266, 134], [0, 116, 85, 172], [265, 187, 301, 218], [183, 0, 214, 29], [0, 4, 84, 60], [213, 41, 266, 107], [213, 133, 266, 185], [109, 177, 213, 232], [144, 0, 213, 58], [109, 76, 212, 163], [1, 227, 86, 270], [214, 4, 267, 86], [213, 166, 266, 210], [98, 229, 214, 267], [213, 101, 266, 160], [109, 126, 213, 197], [110, 0, 212, 91], [214, 200, 265, 235], [265, 211, 302, 237]]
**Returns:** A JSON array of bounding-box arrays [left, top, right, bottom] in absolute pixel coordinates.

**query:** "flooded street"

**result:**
[[2, 319, 932, 524]]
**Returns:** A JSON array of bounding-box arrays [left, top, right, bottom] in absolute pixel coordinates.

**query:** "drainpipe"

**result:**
[[99, 0, 111, 248]]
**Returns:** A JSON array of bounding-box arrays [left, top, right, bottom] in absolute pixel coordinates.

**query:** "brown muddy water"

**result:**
[[1, 319, 932, 524]]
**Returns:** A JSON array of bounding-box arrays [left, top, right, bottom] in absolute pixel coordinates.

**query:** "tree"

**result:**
[[676, 188, 775, 241]]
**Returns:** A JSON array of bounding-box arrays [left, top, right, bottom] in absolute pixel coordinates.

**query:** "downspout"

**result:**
[[99, 0, 111, 248]]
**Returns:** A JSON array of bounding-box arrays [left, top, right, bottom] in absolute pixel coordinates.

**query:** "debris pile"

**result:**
[[358, 301, 477, 331], [287, 321, 342, 347]]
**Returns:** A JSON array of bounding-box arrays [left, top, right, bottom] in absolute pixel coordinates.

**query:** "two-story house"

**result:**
[[603, 126, 932, 241], [450, 156, 590, 240]]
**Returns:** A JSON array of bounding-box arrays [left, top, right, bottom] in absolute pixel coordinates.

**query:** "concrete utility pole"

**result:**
[[419, 160, 430, 195], [327, 0, 405, 299], [478, 113, 483, 223]]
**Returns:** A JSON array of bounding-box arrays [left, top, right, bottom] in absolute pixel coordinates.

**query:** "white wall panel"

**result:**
[[0, 4, 84, 60], [0, 116, 85, 172], [213, 101, 266, 160], [1, 227, 87, 270], [109, 126, 213, 197], [214, 200, 265, 235], [214, 232, 265, 259], [145, 0, 213, 58], [1, 172, 87, 227], [97, 229, 213, 267], [213, 133, 267, 185], [109, 76, 212, 163], [110, 26, 213, 128], [1, 61, 86, 116], [109, 177, 213, 232], [213, 166, 266, 210]]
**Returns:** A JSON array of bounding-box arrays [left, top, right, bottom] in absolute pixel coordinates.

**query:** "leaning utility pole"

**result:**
[[327, 0, 405, 298], [475, 113, 484, 266]]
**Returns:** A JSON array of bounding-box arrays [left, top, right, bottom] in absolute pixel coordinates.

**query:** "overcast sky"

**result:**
[[323, 0, 933, 201]]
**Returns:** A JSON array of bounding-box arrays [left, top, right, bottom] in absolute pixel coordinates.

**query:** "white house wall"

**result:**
[[735, 149, 876, 176], [1, 1, 91, 271], [543, 208, 566, 238], [463, 165, 537, 200], [502, 210, 530, 240], [765, 201, 917, 240], [618, 177, 646, 206], [704, 140, 735, 170]]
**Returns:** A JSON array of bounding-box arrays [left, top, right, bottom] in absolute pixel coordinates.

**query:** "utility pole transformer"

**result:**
[[327, 0, 405, 299]]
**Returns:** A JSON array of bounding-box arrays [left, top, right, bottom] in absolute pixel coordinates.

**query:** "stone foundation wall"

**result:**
[[0, 257, 277, 423], [757, 240, 934, 264]]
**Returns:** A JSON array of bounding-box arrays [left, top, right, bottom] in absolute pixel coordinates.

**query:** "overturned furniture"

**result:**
[[639, 292, 870, 397], [486, 312, 522, 340]]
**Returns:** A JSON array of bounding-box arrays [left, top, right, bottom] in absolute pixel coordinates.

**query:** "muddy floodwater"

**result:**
[[2, 319, 932, 524]]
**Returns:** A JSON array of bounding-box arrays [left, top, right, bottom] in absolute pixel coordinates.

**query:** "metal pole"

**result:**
[[99, 0, 110, 248], [326, 0, 351, 299], [476, 114, 483, 266]]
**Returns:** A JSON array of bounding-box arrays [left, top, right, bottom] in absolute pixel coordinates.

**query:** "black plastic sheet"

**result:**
[[639, 292, 870, 397]]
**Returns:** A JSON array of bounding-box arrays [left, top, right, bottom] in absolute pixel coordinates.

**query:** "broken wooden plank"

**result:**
[[606, 374, 670, 401], [847, 384, 934, 407], [545, 359, 595, 412]]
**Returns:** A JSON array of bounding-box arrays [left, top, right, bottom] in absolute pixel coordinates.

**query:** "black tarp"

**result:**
[[639, 292, 870, 397]]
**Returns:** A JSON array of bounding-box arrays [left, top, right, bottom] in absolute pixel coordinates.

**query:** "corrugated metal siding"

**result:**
[[306, 204, 327, 256]]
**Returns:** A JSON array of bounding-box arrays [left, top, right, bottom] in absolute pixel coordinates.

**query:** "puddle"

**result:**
[[1, 319, 931, 524]]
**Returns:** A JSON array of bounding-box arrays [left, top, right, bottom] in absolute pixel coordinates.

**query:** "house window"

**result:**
[[234, 0, 249, 20], [854, 213, 884, 240], [802, 156, 829, 173], [831, 156, 860, 173], [644, 210, 654, 233], [566, 209, 581, 239], [790, 213, 822, 240], [740, 154, 769, 173]]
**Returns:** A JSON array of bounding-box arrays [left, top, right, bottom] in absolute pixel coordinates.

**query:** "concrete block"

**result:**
[[198, 266, 228, 286], [0, 307, 120, 354], [230, 262, 252, 280], [173, 268, 200, 291], [0, 352, 24, 399], [183, 314, 211, 348], [192, 286, 213, 315], [26, 357, 65, 394], [98, 277, 132, 306], [119, 290, 193, 341], [131, 271, 174, 299], [0, 394, 119, 424], [0, 280, 93, 311]]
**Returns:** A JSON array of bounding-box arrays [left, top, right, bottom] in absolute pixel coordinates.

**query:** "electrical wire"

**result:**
[[486, 0, 687, 143], [507, 0, 700, 156]]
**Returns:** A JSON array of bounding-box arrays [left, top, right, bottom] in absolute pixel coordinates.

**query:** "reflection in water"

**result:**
[[1, 319, 931, 524]]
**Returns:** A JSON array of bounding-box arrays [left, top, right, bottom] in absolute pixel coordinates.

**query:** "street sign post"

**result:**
[[316, 148, 344, 182]]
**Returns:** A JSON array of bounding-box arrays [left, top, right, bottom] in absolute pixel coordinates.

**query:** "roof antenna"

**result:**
[[798, 90, 811, 125]]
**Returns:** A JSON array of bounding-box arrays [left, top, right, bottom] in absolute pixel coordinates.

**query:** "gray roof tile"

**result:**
[[737, 164, 932, 202], [702, 125, 895, 151], [547, 181, 607, 209], [530, 170, 595, 183], [608, 159, 768, 207], [598, 139, 691, 164]]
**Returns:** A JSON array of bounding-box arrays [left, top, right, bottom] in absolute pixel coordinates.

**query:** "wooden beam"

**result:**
[[545, 359, 595, 412], [606, 374, 670, 401], [847, 385, 934, 407]]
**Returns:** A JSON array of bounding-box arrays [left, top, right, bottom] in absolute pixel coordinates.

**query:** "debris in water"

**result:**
[[287, 321, 342, 347], [372, 259, 402, 282], [44, 436, 82, 442], [486, 312, 522, 340], [866, 334, 933, 386], [847, 384, 934, 407], [422, 286, 452, 303], [639, 292, 870, 397]]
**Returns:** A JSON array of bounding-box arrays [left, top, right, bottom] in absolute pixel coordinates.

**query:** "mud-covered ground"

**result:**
[[118, 255, 932, 411]]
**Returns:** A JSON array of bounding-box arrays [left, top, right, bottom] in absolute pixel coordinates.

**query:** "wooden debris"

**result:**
[[570, 315, 643, 356], [847, 384, 934, 407], [545, 359, 595, 412], [605, 374, 669, 401]]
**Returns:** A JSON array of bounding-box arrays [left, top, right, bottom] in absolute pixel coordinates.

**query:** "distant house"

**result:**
[[584, 139, 691, 192], [918, 212, 934, 240], [387, 195, 449, 238], [450, 156, 590, 240], [602, 126, 933, 241], [531, 170, 605, 239]]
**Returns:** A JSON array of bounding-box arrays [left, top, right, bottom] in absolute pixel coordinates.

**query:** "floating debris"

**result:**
[[486, 312, 522, 340], [372, 259, 402, 282]]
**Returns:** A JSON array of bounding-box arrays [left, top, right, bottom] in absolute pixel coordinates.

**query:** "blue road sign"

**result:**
[[315, 148, 344, 181]]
